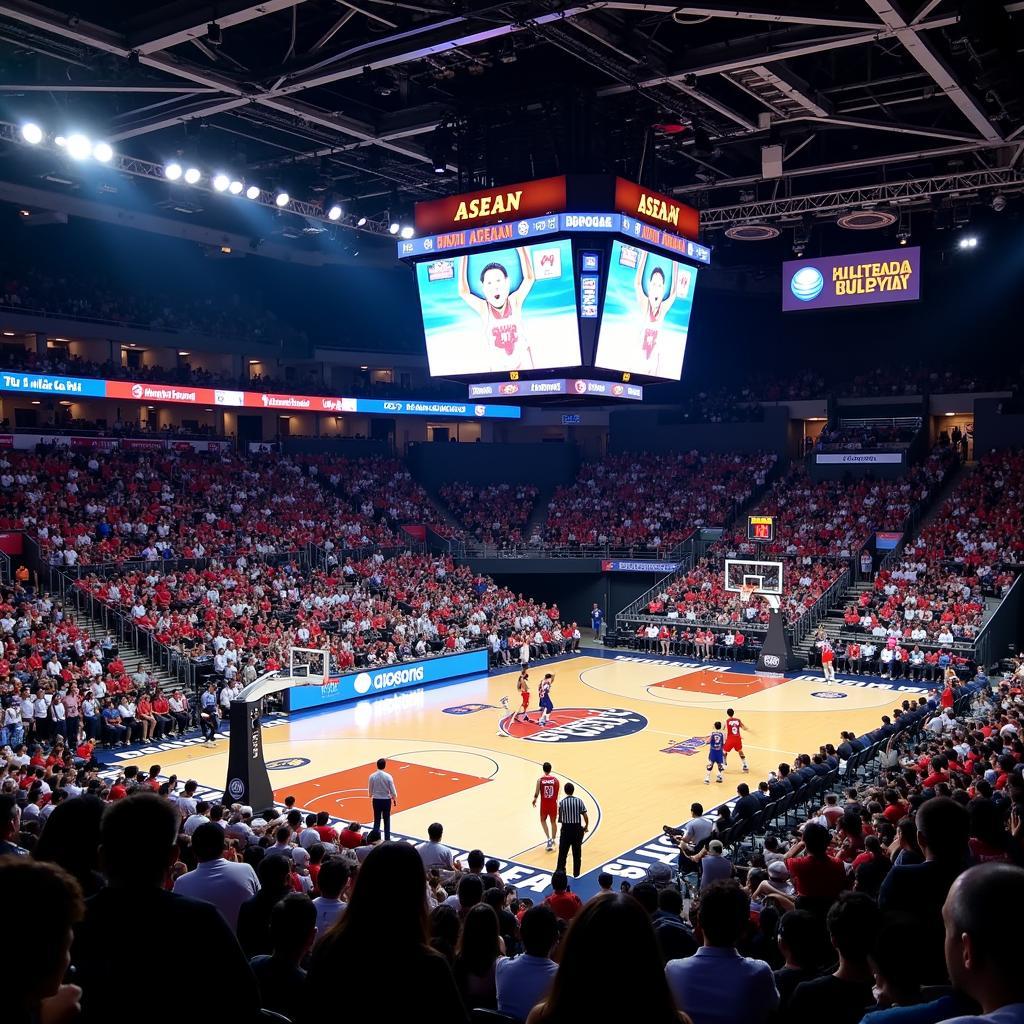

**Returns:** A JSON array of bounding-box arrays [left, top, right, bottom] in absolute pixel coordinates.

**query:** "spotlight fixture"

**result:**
[[183, 166, 201, 184], [958, 235, 978, 249], [275, 191, 290, 207], [992, 194, 1007, 212], [356, 216, 367, 227], [92, 141, 113, 162], [228, 179, 244, 195], [206, 21, 222, 45], [54, 135, 66, 147], [327, 204, 342, 221], [65, 133, 92, 160], [212, 173, 230, 192], [164, 162, 183, 181], [245, 184, 261, 200], [389, 222, 400, 235], [20, 123, 43, 145], [400, 225, 414, 239]]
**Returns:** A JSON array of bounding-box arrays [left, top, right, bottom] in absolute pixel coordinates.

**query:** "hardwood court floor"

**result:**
[[125, 654, 926, 873]]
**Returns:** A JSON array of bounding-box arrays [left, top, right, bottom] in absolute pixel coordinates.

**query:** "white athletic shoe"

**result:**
[[742, 764, 749, 772], [546, 839, 553, 851], [704, 778, 710, 785], [716, 775, 723, 783]]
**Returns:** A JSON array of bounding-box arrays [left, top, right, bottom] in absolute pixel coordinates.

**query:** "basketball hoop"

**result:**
[[739, 583, 758, 605]]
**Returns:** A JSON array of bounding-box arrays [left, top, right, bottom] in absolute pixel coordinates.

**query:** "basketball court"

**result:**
[[112, 651, 933, 896]]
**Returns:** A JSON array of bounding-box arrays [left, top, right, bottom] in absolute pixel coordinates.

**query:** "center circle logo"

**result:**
[[573, 380, 588, 394], [353, 672, 373, 695], [499, 707, 648, 742], [131, 383, 143, 398], [811, 691, 847, 699], [790, 266, 823, 302], [267, 757, 312, 770], [227, 777, 245, 799]]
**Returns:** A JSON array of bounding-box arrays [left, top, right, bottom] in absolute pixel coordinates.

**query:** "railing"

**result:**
[[792, 565, 851, 647], [0, 549, 9, 585], [460, 541, 691, 561], [967, 569, 1023, 669]]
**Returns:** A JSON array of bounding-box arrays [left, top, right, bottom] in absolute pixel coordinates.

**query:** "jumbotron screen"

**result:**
[[415, 238, 582, 377], [594, 240, 698, 380]]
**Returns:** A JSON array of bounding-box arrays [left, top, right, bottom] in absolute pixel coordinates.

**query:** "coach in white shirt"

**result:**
[[367, 758, 398, 841], [173, 822, 260, 932]]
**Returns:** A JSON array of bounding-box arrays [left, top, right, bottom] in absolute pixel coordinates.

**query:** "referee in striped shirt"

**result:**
[[556, 783, 589, 878]]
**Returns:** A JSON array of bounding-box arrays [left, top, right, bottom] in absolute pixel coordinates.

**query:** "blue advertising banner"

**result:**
[[285, 648, 490, 712], [352, 397, 521, 419], [601, 559, 680, 573], [0, 371, 107, 398], [782, 246, 921, 311]]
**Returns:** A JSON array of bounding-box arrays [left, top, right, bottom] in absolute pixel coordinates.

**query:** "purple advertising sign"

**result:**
[[782, 246, 921, 311]]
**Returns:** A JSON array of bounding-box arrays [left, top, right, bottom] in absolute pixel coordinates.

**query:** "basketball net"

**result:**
[[739, 583, 758, 604]]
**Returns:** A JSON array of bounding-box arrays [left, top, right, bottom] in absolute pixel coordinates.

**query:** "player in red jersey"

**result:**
[[633, 250, 683, 378], [532, 761, 561, 851], [723, 707, 749, 773], [458, 248, 535, 372], [514, 668, 532, 723]]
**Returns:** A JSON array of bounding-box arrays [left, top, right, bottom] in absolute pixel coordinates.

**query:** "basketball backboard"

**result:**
[[724, 558, 784, 596]]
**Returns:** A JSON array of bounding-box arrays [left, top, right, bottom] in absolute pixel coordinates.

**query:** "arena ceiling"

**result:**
[[0, 0, 1022, 256]]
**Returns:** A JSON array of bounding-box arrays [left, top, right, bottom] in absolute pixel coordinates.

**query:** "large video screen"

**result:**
[[594, 240, 698, 380], [416, 238, 582, 377]]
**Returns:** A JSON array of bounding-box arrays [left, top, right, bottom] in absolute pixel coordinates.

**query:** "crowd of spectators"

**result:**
[[0, 268, 307, 349], [4, 653, 1024, 1024], [816, 421, 921, 452], [541, 451, 777, 552], [439, 482, 539, 549]]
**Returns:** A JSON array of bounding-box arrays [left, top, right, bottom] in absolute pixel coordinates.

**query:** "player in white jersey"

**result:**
[[458, 248, 535, 372], [634, 250, 682, 377]]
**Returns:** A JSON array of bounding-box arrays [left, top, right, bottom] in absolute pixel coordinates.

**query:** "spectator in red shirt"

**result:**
[[543, 870, 582, 922], [784, 822, 848, 914]]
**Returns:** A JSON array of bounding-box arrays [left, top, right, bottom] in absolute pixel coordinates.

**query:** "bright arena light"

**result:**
[[66, 133, 92, 160], [20, 123, 43, 145], [275, 191, 290, 207], [183, 166, 201, 185], [54, 135, 66, 147], [245, 184, 261, 200], [228, 179, 244, 195], [92, 141, 113, 162], [356, 216, 367, 227], [212, 173, 230, 192], [389, 222, 400, 235], [327, 205, 342, 221], [400, 225, 414, 239], [164, 162, 183, 181], [958, 236, 978, 249]]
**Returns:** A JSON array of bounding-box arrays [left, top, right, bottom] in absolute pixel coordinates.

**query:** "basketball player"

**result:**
[[634, 250, 682, 378], [723, 708, 749, 773], [705, 721, 726, 785], [514, 668, 533, 724], [532, 761, 560, 851], [537, 673, 555, 727], [820, 638, 836, 685], [457, 247, 535, 372]]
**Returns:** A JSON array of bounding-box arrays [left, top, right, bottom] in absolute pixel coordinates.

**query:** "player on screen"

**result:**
[[458, 247, 535, 372], [537, 672, 555, 727], [704, 721, 725, 785], [532, 761, 560, 851], [634, 249, 682, 377], [723, 708, 749, 773]]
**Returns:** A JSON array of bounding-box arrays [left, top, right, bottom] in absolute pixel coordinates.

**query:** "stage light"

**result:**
[[389, 222, 400, 235], [275, 191, 290, 207], [245, 184, 261, 200], [400, 225, 414, 239], [212, 173, 230, 192], [327, 204, 342, 221], [228, 179, 244, 195], [356, 216, 367, 227], [992, 194, 1007, 213], [54, 135, 66, 147], [183, 166, 201, 184], [164, 162, 183, 181], [958, 235, 978, 249], [20, 123, 43, 145], [92, 141, 113, 162], [66, 133, 92, 160], [899, 236, 908, 245]]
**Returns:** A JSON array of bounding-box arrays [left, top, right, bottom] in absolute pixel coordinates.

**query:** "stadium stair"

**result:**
[[791, 580, 873, 666], [64, 606, 180, 696]]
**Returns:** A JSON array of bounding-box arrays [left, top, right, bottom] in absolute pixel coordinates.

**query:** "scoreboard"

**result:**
[[747, 515, 775, 543]]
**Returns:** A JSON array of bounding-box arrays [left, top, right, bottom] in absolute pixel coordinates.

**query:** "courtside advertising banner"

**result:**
[[416, 239, 582, 377], [285, 648, 489, 711], [594, 240, 698, 380], [783, 246, 921, 311]]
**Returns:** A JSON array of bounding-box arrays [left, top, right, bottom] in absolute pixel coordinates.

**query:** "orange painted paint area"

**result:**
[[274, 759, 490, 821], [652, 669, 788, 698]]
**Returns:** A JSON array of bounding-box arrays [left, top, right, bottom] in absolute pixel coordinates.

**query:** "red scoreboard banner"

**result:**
[[614, 178, 700, 241], [415, 176, 567, 234]]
